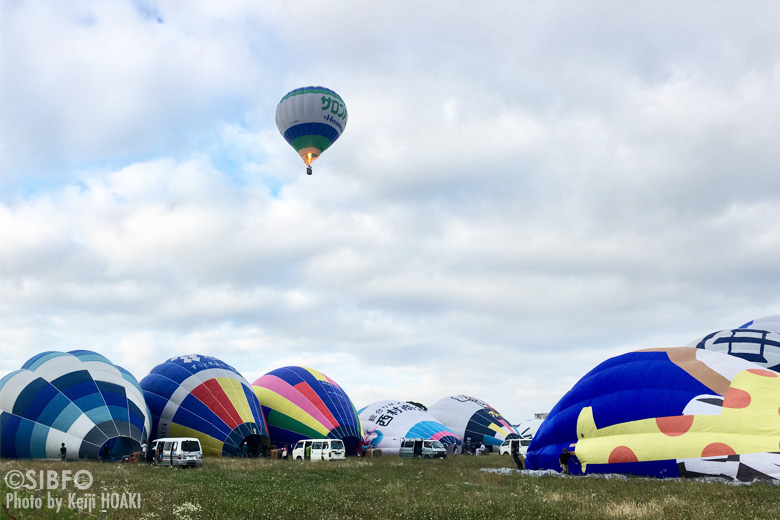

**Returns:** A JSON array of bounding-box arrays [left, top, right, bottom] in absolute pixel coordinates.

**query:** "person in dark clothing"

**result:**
[[60, 443, 67, 461], [559, 448, 574, 475], [512, 444, 525, 470], [156, 443, 163, 465], [146, 443, 155, 464]]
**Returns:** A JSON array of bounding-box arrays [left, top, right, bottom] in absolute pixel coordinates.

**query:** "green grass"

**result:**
[[2, 455, 778, 520]]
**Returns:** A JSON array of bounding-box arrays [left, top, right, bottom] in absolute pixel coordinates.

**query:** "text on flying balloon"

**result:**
[[321, 95, 347, 118]]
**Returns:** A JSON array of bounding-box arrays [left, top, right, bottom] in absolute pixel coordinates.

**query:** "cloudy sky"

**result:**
[[2, 0, 780, 423]]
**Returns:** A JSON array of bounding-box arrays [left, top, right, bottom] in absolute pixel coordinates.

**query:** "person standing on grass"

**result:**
[[559, 448, 575, 475], [60, 443, 67, 461], [512, 443, 525, 470], [146, 443, 155, 464]]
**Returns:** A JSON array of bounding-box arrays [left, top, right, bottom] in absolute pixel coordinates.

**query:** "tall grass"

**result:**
[[1, 455, 777, 519]]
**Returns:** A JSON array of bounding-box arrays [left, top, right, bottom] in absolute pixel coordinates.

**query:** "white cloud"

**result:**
[[2, 0, 780, 423]]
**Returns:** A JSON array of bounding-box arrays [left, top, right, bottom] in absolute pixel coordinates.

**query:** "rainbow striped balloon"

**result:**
[[141, 355, 269, 457], [275, 86, 347, 169], [252, 366, 362, 454]]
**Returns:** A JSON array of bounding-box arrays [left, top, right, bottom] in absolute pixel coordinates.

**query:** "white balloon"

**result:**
[[359, 400, 460, 455], [428, 395, 518, 449]]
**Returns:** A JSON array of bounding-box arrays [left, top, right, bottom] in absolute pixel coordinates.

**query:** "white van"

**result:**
[[399, 438, 447, 459], [499, 438, 531, 456], [292, 439, 346, 461], [150, 437, 203, 467]]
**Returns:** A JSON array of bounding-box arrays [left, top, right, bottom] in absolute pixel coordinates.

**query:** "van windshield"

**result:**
[[181, 441, 200, 452], [331, 440, 344, 450], [431, 441, 444, 448]]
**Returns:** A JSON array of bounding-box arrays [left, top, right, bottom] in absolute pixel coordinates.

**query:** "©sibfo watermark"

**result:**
[[3, 469, 141, 514], [4, 468, 93, 491]]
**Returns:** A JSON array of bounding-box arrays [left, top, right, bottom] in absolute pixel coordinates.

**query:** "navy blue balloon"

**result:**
[[526, 348, 753, 477]]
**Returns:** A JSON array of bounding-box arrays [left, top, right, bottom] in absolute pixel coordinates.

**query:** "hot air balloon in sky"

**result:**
[[0, 350, 150, 460], [526, 347, 780, 481], [141, 354, 269, 457], [427, 395, 518, 452], [275, 86, 347, 175], [252, 366, 362, 455], [358, 400, 461, 455]]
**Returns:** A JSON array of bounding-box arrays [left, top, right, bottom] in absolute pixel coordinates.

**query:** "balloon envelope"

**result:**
[[526, 347, 780, 481], [514, 417, 546, 439], [359, 400, 461, 455], [276, 86, 347, 166], [427, 395, 518, 451], [0, 350, 150, 460], [739, 314, 780, 335], [141, 354, 269, 457], [252, 366, 362, 454], [688, 329, 780, 373]]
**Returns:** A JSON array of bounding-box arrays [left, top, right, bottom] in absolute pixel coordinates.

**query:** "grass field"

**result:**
[[2, 454, 778, 520]]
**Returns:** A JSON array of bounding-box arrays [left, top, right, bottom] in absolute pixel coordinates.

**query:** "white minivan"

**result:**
[[150, 437, 203, 467], [499, 438, 531, 456], [292, 439, 346, 461], [399, 438, 447, 459]]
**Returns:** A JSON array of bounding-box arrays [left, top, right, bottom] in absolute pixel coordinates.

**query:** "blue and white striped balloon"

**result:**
[[0, 350, 151, 460]]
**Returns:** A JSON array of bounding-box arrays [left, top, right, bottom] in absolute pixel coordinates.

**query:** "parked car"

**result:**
[[292, 439, 346, 461], [149, 437, 203, 467], [399, 438, 447, 459], [499, 438, 531, 456]]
